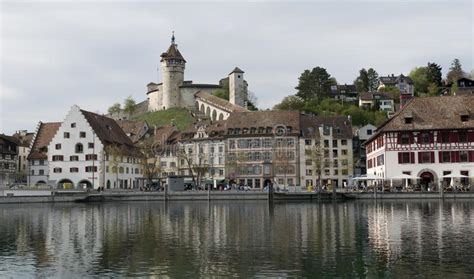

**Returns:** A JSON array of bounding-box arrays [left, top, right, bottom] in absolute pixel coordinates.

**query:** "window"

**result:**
[[305, 139, 312, 145], [85, 166, 97, 172], [398, 152, 413, 164], [459, 132, 468, 143], [400, 133, 411, 145], [219, 146, 223, 153], [161, 162, 167, 167], [55, 144, 61, 150], [439, 132, 450, 143], [80, 132, 86, 138], [71, 123, 76, 128], [418, 152, 433, 164], [460, 151, 468, 162], [70, 167, 79, 173], [439, 151, 451, 163], [39, 169, 44, 175], [334, 169, 338, 175], [342, 149, 348, 156], [324, 140, 329, 148], [461, 115, 469, 122], [53, 167, 62, 173], [367, 129, 373, 136], [341, 140, 347, 146], [333, 140, 338, 148], [52, 155, 64, 161], [64, 132, 70, 138], [88, 142, 94, 148], [70, 155, 79, 161], [333, 150, 338, 157], [420, 132, 430, 144], [324, 169, 330, 176], [377, 154, 384, 166], [85, 154, 98, 160], [306, 169, 313, 175], [39, 160, 44, 166], [75, 143, 83, 153]]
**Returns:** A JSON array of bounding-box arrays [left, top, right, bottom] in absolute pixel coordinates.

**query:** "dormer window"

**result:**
[[460, 112, 469, 122], [404, 112, 413, 124]]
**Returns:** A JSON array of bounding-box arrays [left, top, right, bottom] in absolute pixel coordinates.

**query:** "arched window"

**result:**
[[206, 106, 211, 116], [212, 110, 217, 121], [200, 104, 205, 112], [75, 143, 83, 153], [219, 113, 224, 120]]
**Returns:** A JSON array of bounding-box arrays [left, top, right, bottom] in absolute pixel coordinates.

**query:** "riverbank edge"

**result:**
[[0, 191, 473, 204]]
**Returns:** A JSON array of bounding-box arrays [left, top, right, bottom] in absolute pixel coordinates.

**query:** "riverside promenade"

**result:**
[[0, 188, 473, 204]]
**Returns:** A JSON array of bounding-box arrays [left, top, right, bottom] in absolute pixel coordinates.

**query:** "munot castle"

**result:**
[[144, 33, 249, 120]]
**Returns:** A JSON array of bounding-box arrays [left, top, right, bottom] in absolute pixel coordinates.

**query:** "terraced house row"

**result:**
[[26, 107, 354, 190]]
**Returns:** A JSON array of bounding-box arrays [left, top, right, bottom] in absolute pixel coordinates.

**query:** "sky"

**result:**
[[1, 0, 473, 135]]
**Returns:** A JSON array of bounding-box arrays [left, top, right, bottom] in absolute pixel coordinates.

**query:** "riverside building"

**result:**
[[366, 95, 474, 189]]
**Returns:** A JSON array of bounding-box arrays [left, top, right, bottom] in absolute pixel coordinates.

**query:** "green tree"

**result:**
[[447, 58, 464, 83], [354, 68, 369, 92], [108, 103, 121, 115], [123, 95, 137, 117], [409, 67, 429, 95], [367, 68, 379, 91], [426, 62, 442, 87], [214, 79, 229, 100], [427, 83, 440, 96], [379, 85, 400, 103], [273, 95, 305, 111], [295, 67, 336, 101]]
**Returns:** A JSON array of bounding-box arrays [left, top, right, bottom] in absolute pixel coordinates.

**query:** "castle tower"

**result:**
[[161, 32, 186, 109], [229, 67, 246, 107]]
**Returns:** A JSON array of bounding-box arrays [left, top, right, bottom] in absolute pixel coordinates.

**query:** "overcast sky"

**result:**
[[1, 0, 472, 135]]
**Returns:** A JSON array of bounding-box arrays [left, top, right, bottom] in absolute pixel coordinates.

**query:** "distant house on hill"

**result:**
[[359, 92, 394, 113], [330, 84, 358, 102], [378, 74, 414, 108]]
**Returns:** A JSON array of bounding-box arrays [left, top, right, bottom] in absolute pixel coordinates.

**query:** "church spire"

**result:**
[[171, 31, 175, 44]]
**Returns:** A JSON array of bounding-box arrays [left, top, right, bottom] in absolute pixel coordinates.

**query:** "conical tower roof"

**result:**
[[160, 32, 186, 62]]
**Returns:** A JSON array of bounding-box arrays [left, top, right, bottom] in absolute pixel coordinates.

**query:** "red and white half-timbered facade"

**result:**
[[366, 95, 474, 189]]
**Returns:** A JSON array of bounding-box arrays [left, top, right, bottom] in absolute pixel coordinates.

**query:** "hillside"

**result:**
[[133, 108, 195, 130]]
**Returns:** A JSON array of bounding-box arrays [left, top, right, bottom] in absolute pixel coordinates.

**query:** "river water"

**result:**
[[0, 200, 473, 278]]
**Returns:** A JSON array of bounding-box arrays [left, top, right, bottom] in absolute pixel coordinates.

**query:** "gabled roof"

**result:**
[[359, 92, 393, 101], [229, 67, 244, 75], [373, 95, 474, 134], [11, 132, 34, 147], [0, 134, 19, 155], [28, 122, 61, 160], [380, 74, 413, 85], [117, 119, 149, 143], [195, 91, 248, 113], [180, 121, 226, 141], [226, 111, 301, 136], [160, 43, 186, 62], [80, 110, 134, 146]]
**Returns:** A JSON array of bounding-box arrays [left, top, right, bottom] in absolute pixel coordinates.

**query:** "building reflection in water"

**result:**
[[0, 200, 473, 277]]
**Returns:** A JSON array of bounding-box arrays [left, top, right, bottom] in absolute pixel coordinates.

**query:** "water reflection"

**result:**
[[0, 201, 473, 277]]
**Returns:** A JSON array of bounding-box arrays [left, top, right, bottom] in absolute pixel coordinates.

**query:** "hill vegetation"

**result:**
[[133, 108, 195, 130]]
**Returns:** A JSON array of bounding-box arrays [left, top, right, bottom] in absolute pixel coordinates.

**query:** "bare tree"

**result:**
[[139, 139, 162, 188], [105, 144, 122, 189]]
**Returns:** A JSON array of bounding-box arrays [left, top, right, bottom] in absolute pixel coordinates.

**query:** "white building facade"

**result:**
[[366, 96, 474, 190], [46, 105, 144, 190]]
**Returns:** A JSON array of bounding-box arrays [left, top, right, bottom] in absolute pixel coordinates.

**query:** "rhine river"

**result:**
[[0, 200, 473, 278]]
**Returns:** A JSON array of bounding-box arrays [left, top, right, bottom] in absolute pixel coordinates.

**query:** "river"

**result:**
[[0, 200, 473, 278]]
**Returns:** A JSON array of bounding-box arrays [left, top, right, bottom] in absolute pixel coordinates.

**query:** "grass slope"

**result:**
[[133, 108, 195, 130]]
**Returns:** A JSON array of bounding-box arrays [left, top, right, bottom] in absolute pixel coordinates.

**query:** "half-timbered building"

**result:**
[[366, 95, 474, 189]]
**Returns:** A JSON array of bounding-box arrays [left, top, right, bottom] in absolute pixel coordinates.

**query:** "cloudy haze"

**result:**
[[1, 0, 472, 134]]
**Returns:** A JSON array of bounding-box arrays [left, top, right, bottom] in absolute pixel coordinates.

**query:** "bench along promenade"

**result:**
[[1, 187, 474, 204]]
